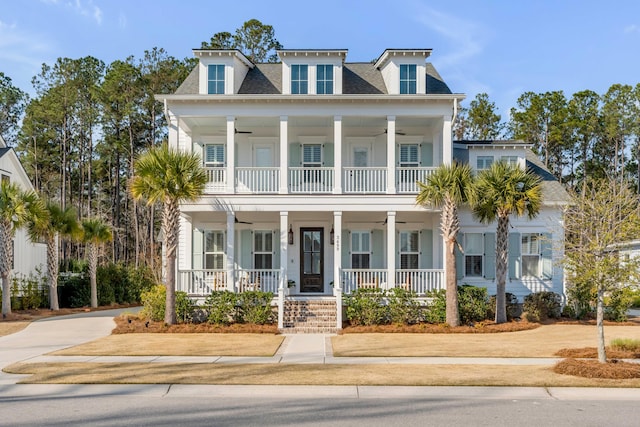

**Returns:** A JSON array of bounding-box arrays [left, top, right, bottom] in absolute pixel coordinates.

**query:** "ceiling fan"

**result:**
[[375, 217, 407, 225], [216, 128, 253, 134], [235, 216, 253, 224], [374, 128, 406, 136]]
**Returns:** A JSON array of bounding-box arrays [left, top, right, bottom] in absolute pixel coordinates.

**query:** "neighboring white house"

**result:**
[[156, 48, 570, 331], [0, 135, 47, 281]]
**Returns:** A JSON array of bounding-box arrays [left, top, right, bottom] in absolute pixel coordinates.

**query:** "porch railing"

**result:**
[[178, 269, 227, 295], [204, 167, 227, 193], [340, 269, 388, 294], [236, 167, 280, 193], [343, 167, 387, 193], [395, 269, 445, 295], [396, 167, 436, 193], [234, 269, 281, 294], [289, 167, 334, 193]]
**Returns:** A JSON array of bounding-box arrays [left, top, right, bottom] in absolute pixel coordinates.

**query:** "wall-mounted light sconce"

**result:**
[[330, 227, 335, 245], [288, 225, 294, 245]]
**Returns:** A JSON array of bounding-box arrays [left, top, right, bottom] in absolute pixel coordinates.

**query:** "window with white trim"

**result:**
[[316, 64, 333, 94], [399, 64, 417, 94], [477, 156, 494, 170], [291, 64, 308, 94], [521, 233, 541, 276], [351, 231, 371, 269], [254, 230, 273, 269], [399, 144, 419, 167], [501, 156, 518, 166], [464, 233, 483, 277], [207, 64, 225, 94], [204, 144, 225, 167], [204, 231, 225, 269], [400, 231, 419, 269]]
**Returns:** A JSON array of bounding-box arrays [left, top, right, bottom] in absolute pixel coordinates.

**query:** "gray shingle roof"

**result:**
[[173, 62, 452, 95], [0, 147, 11, 158], [525, 150, 572, 205]]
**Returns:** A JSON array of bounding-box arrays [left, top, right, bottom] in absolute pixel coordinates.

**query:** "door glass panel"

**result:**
[[354, 148, 368, 167], [255, 147, 272, 167]]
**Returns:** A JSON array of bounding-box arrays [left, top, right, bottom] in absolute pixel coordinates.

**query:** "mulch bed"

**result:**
[[112, 315, 278, 334], [554, 358, 640, 379], [555, 347, 640, 359]]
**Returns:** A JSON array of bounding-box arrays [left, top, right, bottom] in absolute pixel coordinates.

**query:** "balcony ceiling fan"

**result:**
[[373, 128, 406, 136], [216, 128, 253, 134], [375, 217, 407, 225], [235, 216, 253, 224]]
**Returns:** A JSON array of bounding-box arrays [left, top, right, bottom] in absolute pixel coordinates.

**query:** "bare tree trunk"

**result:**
[[48, 234, 60, 310], [89, 243, 98, 308], [596, 285, 607, 363], [0, 223, 13, 316], [494, 213, 509, 324]]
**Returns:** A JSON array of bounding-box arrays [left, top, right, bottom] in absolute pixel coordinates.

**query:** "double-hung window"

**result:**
[[204, 231, 225, 269], [399, 64, 417, 94], [521, 233, 541, 276], [291, 64, 308, 94], [351, 231, 371, 269], [207, 64, 225, 94], [254, 231, 273, 270], [399, 143, 419, 184], [501, 156, 518, 166], [316, 64, 333, 94], [204, 144, 225, 183], [400, 231, 419, 269], [302, 143, 322, 183], [464, 233, 484, 277], [477, 156, 494, 170]]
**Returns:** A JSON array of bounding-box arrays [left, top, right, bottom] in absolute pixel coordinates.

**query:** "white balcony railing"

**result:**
[[178, 269, 227, 295], [289, 167, 334, 193], [343, 167, 387, 193], [340, 269, 388, 294], [396, 167, 437, 193], [395, 269, 445, 295], [204, 167, 226, 193], [236, 167, 280, 193]]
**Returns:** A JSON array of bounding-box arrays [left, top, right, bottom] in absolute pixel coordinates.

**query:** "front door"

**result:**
[[300, 228, 323, 293]]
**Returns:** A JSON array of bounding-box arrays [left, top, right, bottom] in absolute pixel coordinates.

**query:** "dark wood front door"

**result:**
[[300, 228, 323, 293]]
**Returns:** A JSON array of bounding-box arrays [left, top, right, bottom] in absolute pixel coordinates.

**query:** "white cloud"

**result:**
[[118, 13, 127, 29], [624, 24, 640, 34], [48, 0, 103, 25]]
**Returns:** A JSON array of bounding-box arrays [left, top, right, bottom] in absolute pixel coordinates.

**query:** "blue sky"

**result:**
[[1, 0, 639, 117]]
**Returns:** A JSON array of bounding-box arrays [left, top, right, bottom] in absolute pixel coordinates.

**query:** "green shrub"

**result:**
[[564, 280, 595, 319], [604, 287, 634, 322], [176, 291, 196, 323], [140, 284, 166, 321], [205, 291, 239, 325], [523, 291, 561, 322], [238, 291, 274, 324], [387, 287, 422, 325], [610, 338, 640, 352], [58, 273, 90, 308], [458, 285, 489, 324], [423, 289, 446, 324], [126, 265, 157, 302], [345, 288, 388, 326], [488, 292, 519, 321], [10, 271, 48, 310]]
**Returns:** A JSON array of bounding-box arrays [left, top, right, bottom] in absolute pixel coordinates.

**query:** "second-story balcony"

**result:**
[[203, 166, 436, 195]]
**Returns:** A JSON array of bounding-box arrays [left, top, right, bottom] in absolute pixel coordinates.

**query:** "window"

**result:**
[[1, 174, 9, 184], [476, 156, 494, 170], [351, 231, 371, 269], [522, 233, 541, 276], [353, 147, 368, 167], [204, 231, 225, 269], [316, 64, 333, 94], [302, 143, 322, 183], [254, 231, 273, 270], [204, 144, 225, 167], [400, 231, 419, 269], [501, 156, 519, 166], [207, 64, 225, 94], [464, 233, 483, 277], [399, 64, 417, 94], [291, 64, 308, 94], [399, 144, 419, 184]]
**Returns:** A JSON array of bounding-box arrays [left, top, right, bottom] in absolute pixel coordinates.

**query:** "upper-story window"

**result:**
[[501, 156, 519, 166], [399, 144, 419, 167], [316, 64, 333, 94], [399, 64, 417, 94], [477, 156, 494, 170], [207, 64, 225, 94], [205, 144, 225, 167], [291, 65, 308, 94]]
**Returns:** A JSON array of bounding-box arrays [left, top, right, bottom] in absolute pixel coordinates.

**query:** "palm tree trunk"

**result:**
[[0, 222, 13, 316], [443, 198, 460, 327], [494, 213, 509, 324], [163, 199, 180, 325], [596, 284, 607, 363], [89, 243, 98, 308], [48, 235, 60, 310]]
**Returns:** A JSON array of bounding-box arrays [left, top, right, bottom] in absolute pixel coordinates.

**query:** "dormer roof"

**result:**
[[374, 49, 432, 69]]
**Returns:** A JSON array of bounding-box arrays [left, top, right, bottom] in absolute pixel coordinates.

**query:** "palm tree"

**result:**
[[28, 204, 81, 310], [417, 163, 475, 327], [473, 161, 543, 323], [130, 144, 207, 325], [82, 218, 113, 308], [0, 182, 47, 316]]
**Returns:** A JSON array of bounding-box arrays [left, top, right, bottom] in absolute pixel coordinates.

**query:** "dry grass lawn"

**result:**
[[6, 362, 640, 387], [51, 334, 284, 357], [0, 321, 29, 337], [332, 324, 640, 357]]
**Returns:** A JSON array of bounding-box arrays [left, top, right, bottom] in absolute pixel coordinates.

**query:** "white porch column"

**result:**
[[168, 112, 179, 150], [278, 211, 288, 329], [387, 116, 396, 194], [226, 211, 235, 292], [333, 116, 342, 194], [226, 116, 235, 193], [442, 115, 453, 165], [279, 116, 288, 194], [386, 211, 396, 289], [333, 211, 343, 329]]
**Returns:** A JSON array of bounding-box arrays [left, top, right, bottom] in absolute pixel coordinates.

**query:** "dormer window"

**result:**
[[316, 65, 333, 94], [400, 64, 417, 94], [207, 64, 225, 94], [291, 65, 308, 94]]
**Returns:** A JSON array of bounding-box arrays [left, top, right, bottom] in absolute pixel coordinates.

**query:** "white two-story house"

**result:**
[[157, 48, 569, 331]]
